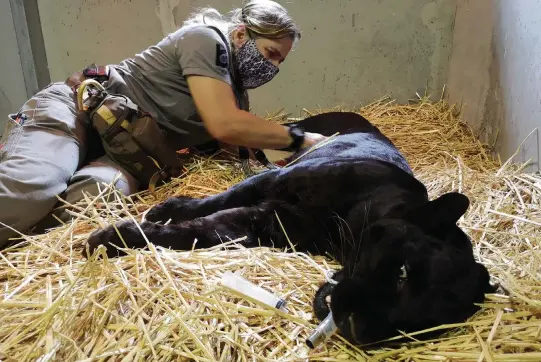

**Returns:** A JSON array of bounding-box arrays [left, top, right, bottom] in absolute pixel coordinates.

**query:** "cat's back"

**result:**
[[285, 112, 412, 175]]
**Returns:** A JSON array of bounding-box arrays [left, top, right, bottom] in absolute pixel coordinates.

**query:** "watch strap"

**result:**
[[279, 125, 305, 152]]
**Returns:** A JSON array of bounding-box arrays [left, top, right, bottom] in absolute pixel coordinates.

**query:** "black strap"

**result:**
[[238, 146, 254, 176], [206, 26, 281, 177], [238, 146, 280, 178], [253, 149, 279, 169], [101, 104, 137, 143]]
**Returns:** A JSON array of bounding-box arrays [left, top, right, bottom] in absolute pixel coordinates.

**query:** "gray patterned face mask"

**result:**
[[235, 39, 279, 89]]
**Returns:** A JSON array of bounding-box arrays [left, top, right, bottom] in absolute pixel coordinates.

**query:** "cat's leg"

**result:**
[[144, 169, 280, 224], [83, 200, 307, 258]]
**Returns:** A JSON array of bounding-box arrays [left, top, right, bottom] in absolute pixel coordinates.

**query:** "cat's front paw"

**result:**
[[82, 220, 148, 258]]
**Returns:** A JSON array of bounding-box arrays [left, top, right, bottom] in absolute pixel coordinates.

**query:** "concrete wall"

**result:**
[[37, 0, 456, 117], [0, 1, 29, 133], [447, 0, 541, 171]]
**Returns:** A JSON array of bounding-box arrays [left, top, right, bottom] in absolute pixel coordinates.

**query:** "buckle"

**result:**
[[148, 165, 172, 196]]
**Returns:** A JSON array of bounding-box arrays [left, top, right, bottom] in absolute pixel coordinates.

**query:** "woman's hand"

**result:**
[[301, 132, 328, 149]]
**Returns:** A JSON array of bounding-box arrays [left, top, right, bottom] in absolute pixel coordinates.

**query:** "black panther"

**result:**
[[83, 112, 494, 345]]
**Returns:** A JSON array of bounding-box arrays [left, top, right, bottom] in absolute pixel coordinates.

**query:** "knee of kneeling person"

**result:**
[[73, 173, 138, 200], [31, 170, 139, 234], [66, 162, 140, 203], [95, 173, 139, 197], [103, 169, 139, 195]]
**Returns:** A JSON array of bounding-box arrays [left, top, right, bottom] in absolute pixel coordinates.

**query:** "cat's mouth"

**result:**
[[325, 295, 359, 343]]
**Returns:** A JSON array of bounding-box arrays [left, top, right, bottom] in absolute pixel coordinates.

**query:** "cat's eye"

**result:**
[[399, 265, 408, 279]]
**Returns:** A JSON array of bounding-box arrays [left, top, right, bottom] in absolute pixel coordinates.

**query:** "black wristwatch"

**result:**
[[282, 125, 305, 152]]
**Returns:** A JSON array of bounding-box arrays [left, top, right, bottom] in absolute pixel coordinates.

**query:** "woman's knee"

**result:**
[[65, 156, 140, 204], [28, 156, 140, 233]]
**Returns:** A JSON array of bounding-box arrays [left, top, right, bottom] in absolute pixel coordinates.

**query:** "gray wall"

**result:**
[[0, 1, 29, 133], [5, 0, 540, 172], [37, 0, 456, 117], [447, 0, 541, 172]]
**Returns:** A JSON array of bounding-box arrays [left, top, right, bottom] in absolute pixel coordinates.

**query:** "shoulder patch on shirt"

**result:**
[[215, 43, 229, 69]]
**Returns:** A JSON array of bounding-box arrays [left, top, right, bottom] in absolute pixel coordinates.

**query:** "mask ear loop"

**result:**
[[243, 26, 257, 42]]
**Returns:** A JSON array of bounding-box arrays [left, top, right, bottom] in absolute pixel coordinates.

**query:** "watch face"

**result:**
[[291, 126, 304, 138]]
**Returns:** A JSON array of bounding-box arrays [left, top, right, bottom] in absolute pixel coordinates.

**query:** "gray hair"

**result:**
[[183, 0, 301, 43]]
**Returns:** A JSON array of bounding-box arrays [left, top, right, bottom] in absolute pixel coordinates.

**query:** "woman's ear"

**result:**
[[231, 25, 249, 49]]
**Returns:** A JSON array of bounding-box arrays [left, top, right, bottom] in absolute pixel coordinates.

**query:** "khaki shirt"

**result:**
[[106, 24, 248, 148]]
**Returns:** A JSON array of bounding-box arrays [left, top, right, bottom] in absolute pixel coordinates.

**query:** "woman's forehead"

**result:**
[[259, 36, 293, 55]]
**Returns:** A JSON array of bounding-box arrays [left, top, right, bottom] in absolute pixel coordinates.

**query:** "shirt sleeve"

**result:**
[[175, 25, 233, 85]]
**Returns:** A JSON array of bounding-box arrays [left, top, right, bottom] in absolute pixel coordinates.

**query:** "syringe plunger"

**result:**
[[221, 271, 287, 311]]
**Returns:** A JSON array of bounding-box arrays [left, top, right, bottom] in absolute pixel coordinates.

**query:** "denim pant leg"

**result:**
[[0, 82, 86, 246]]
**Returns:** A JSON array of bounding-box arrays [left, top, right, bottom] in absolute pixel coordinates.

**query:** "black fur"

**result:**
[[83, 112, 495, 346]]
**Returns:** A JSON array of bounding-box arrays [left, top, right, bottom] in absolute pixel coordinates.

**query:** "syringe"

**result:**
[[221, 271, 287, 311]]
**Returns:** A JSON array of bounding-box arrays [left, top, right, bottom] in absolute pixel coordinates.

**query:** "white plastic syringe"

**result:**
[[221, 271, 287, 311]]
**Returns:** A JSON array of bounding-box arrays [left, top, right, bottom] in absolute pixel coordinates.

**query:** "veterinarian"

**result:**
[[0, 0, 326, 247]]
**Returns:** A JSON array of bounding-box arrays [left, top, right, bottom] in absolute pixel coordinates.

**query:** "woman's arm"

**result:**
[[187, 75, 323, 149]]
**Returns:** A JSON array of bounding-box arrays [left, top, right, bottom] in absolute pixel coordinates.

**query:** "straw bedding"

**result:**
[[0, 97, 540, 361]]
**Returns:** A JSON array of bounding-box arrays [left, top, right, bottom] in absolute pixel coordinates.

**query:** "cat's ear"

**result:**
[[405, 192, 469, 231]]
